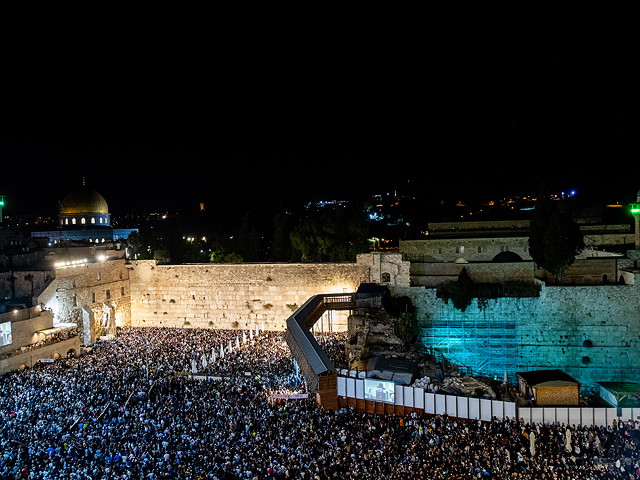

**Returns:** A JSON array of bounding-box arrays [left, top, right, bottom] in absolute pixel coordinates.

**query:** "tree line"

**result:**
[[127, 205, 370, 264]]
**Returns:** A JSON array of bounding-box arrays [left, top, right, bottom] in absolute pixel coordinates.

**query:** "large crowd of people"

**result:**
[[0, 327, 638, 479]]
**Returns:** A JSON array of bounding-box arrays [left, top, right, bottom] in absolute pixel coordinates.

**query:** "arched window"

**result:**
[[81, 218, 86, 224], [99, 217, 103, 224], [91, 217, 95, 224], [89, 239, 92, 243], [65, 218, 69, 225], [381, 272, 391, 283], [71, 218, 76, 225]]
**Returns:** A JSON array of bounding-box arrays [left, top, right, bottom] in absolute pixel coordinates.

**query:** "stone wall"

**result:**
[[38, 259, 130, 345], [0, 337, 80, 374], [428, 220, 531, 231], [410, 261, 535, 287], [400, 237, 532, 263], [128, 261, 372, 331], [0, 270, 54, 305], [0, 309, 53, 357], [405, 270, 640, 390], [536, 385, 579, 406]]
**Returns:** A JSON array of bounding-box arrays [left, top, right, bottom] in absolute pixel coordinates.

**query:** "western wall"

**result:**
[[128, 253, 410, 330], [33, 252, 640, 390]]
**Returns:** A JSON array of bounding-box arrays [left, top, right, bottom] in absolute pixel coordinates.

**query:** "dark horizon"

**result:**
[[1, 9, 635, 218]]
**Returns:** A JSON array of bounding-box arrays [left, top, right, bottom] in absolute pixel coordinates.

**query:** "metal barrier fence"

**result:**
[[337, 376, 639, 426]]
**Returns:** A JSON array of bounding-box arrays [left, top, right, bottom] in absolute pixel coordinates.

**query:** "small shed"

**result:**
[[517, 369, 581, 406]]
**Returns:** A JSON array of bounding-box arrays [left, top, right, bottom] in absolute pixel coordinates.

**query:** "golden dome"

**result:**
[[60, 187, 109, 215]]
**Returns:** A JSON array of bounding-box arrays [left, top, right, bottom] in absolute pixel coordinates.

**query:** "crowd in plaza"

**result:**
[[0, 326, 638, 479]]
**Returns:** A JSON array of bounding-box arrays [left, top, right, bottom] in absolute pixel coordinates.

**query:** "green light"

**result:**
[[632, 204, 640, 214]]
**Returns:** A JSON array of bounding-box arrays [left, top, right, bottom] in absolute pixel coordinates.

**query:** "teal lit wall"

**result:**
[[408, 274, 640, 391]]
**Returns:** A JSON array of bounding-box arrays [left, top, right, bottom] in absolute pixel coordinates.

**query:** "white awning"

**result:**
[[38, 323, 78, 336]]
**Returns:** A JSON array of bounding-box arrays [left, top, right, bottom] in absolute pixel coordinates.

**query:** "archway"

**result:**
[[492, 251, 523, 262]]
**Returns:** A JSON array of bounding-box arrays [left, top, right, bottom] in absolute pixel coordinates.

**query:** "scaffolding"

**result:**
[[420, 309, 519, 382]]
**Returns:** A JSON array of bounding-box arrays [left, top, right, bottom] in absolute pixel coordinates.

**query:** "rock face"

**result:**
[[346, 308, 404, 365]]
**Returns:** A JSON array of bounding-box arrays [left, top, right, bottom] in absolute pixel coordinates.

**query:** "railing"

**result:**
[[284, 293, 355, 393]]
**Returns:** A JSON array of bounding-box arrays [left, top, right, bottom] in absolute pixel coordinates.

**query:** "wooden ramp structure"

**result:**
[[284, 293, 354, 410]]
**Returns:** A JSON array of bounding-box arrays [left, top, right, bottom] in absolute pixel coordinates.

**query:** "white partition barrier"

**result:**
[[457, 396, 469, 419], [395, 385, 404, 406], [531, 408, 543, 424], [505, 402, 516, 420], [425, 392, 435, 415], [446, 395, 457, 417], [436, 394, 446, 415], [337, 376, 346, 396], [621, 408, 632, 423], [556, 408, 568, 426], [356, 379, 364, 400], [469, 398, 480, 420], [492, 400, 504, 420], [569, 408, 581, 426], [415, 388, 424, 410], [480, 399, 492, 421], [634, 409, 640, 422], [606, 408, 617, 427], [543, 408, 556, 424], [593, 408, 606, 426], [346, 378, 356, 398], [404, 386, 414, 408], [518, 407, 531, 424], [581, 408, 593, 426]]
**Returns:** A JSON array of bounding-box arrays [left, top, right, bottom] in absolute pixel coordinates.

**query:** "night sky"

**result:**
[[0, 8, 635, 218]]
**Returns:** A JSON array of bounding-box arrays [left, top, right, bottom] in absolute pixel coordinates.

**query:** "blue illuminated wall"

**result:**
[[407, 270, 640, 391]]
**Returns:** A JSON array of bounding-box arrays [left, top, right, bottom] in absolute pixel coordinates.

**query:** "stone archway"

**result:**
[[492, 251, 523, 262]]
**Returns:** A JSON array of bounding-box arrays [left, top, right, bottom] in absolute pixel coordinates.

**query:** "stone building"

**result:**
[[0, 306, 80, 375], [400, 220, 633, 264], [517, 370, 581, 406]]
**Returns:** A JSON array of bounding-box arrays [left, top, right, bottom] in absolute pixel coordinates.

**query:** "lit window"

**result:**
[[0, 321, 12, 347], [91, 217, 95, 224], [72, 218, 76, 225], [65, 219, 69, 225], [81, 218, 86, 225], [99, 217, 103, 224]]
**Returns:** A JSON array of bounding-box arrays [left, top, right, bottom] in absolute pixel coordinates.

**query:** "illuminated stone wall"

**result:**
[[406, 269, 640, 390], [128, 260, 372, 331], [38, 259, 130, 345]]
